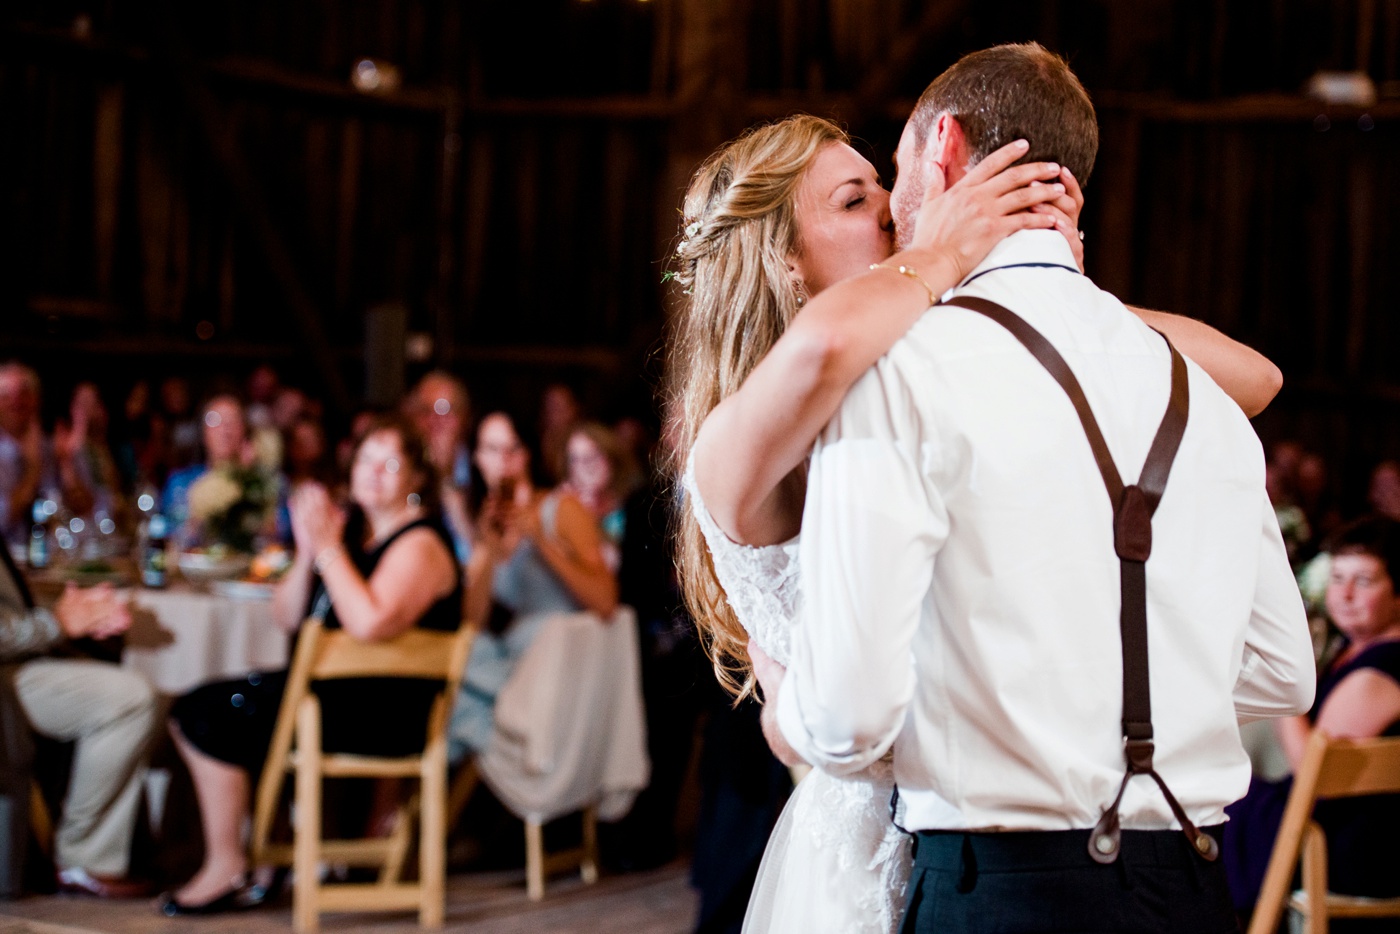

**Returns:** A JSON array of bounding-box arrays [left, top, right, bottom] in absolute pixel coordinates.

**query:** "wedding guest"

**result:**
[[334, 406, 383, 483], [447, 411, 617, 760], [1224, 515, 1400, 926], [53, 382, 125, 542], [1267, 445, 1311, 566], [160, 415, 461, 915], [537, 383, 580, 485], [161, 395, 252, 548], [406, 371, 473, 562], [243, 365, 281, 431], [610, 415, 653, 494], [605, 458, 706, 871], [1370, 460, 1400, 522], [0, 547, 157, 898], [283, 416, 331, 491], [559, 422, 635, 573], [0, 363, 55, 558], [159, 377, 201, 471], [112, 379, 171, 493], [269, 386, 310, 433]]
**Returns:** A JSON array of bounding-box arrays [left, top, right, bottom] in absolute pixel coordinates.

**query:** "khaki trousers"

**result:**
[[13, 658, 156, 877]]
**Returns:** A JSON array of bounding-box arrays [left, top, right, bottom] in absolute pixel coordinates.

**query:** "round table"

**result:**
[[121, 584, 289, 695]]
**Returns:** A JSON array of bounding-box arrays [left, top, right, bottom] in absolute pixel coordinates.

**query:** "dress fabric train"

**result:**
[[684, 461, 911, 934]]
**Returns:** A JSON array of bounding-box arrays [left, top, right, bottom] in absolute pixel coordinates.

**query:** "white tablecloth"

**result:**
[[121, 586, 289, 694], [478, 606, 650, 824]]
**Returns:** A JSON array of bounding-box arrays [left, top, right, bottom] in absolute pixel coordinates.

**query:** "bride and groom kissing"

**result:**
[[672, 42, 1314, 933]]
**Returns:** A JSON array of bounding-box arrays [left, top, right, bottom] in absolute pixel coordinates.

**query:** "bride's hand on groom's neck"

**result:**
[[901, 139, 1074, 283]]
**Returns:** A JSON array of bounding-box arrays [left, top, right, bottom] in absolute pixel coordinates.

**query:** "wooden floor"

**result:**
[[0, 863, 697, 934]]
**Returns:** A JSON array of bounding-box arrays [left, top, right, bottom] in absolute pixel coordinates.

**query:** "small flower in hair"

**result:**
[[685, 221, 701, 238]]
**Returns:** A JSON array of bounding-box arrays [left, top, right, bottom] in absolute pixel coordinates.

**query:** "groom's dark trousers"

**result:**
[[900, 826, 1239, 933]]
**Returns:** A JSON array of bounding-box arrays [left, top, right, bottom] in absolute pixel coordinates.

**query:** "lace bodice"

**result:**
[[682, 457, 801, 667]]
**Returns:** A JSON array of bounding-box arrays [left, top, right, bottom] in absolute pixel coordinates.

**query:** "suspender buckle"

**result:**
[[1124, 737, 1155, 773]]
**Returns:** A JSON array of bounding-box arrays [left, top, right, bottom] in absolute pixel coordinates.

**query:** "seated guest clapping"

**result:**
[[559, 422, 636, 574], [1225, 515, 1400, 921], [161, 415, 461, 915], [448, 411, 617, 760], [0, 549, 156, 898]]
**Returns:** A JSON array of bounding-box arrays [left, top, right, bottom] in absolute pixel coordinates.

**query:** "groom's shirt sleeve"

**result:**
[[775, 358, 947, 776]]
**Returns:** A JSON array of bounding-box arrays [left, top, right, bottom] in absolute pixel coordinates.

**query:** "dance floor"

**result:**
[[0, 862, 696, 933]]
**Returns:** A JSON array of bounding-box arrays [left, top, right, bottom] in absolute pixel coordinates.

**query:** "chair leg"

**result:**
[[380, 798, 416, 887], [420, 751, 447, 927], [28, 781, 52, 859], [294, 700, 323, 934], [446, 761, 478, 832], [525, 819, 545, 901], [1300, 822, 1329, 934], [580, 806, 599, 886]]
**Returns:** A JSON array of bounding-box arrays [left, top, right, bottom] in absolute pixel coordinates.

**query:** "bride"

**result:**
[[667, 114, 1281, 933]]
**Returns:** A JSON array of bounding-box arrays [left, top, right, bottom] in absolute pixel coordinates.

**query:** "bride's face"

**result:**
[[788, 142, 894, 297]]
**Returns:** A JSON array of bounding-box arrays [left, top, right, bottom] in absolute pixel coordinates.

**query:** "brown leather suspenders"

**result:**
[[941, 296, 1218, 865]]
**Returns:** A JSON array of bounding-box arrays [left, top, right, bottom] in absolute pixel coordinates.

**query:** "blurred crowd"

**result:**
[[0, 362, 658, 569], [0, 358, 713, 912]]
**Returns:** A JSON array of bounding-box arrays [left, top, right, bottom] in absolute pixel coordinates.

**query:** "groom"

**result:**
[[756, 44, 1315, 932]]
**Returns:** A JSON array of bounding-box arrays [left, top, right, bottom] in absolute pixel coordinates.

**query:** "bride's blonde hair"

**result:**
[[665, 114, 849, 697]]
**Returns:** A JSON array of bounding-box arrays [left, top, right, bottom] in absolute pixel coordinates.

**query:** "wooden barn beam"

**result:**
[[841, 0, 966, 123], [136, 2, 354, 414]]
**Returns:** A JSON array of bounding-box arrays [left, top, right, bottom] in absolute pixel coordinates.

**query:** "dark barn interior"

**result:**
[[3, 1, 1398, 497], [2, 3, 1400, 932]]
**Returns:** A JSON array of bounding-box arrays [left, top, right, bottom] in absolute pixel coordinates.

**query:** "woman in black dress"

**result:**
[[160, 415, 462, 914], [1225, 515, 1400, 929]]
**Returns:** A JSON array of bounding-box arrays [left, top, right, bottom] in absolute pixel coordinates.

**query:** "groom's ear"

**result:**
[[929, 112, 969, 176]]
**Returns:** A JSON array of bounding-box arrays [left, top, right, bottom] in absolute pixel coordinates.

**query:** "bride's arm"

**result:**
[[1048, 169, 1283, 419], [693, 142, 1071, 545], [1126, 307, 1281, 417]]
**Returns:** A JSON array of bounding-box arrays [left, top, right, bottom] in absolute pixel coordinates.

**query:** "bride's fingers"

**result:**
[[977, 161, 1063, 199], [994, 181, 1066, 215], [956, 139, 1031, 187], [1060, 166, 1085, 224]]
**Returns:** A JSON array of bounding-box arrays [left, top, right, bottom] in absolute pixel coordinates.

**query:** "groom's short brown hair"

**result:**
[[910, 42, 1098, 185]]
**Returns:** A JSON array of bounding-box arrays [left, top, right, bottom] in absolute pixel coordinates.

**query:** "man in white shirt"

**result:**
[[763, 43, 1315, 932]]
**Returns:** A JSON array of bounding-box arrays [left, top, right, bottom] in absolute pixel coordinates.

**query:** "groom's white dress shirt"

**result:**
[[775, 229, 1314, 834]]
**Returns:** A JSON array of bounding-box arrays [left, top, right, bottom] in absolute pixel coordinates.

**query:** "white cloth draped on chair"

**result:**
[[476, 605, 649, 824]]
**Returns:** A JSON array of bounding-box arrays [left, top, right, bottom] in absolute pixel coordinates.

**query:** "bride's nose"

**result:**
[[878, 193, 894, 232]]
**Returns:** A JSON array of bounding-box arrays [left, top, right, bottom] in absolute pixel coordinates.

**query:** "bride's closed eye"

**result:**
[[845, 196, 866, 210]]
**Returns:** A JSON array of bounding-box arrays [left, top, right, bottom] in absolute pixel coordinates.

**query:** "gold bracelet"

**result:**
[[869, 263, 937, 307]]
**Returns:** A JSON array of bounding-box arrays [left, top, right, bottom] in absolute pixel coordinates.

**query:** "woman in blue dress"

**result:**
[[448, 411, 618, 761]]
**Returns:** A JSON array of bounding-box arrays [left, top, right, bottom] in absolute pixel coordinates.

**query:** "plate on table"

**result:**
[[177, 551, 252, 582], [210, 579, 276, 601]]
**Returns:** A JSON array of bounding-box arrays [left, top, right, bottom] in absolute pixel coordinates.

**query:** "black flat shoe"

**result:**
[[156, 878, 259, 916], [244, 866, 289, 907]]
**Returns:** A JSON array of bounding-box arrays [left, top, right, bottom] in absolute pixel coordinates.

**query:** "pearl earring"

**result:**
[[407, 492, 421, 507]]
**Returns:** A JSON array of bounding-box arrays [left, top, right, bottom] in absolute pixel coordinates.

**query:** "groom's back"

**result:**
[[800, 229, 1310, 834]]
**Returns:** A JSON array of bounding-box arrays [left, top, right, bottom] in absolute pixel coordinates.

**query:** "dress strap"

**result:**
[[940, 296, 1212, 864]]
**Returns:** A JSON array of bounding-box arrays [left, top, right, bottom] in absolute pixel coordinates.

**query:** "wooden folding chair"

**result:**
[[444, 758, 599, 902], [1248, 731, 1400, 934], [249, 618, 477, 932]]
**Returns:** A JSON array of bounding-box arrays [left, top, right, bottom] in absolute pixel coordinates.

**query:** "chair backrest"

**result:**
[[251, 617, 478, 866], [1312, 734, 1400, 800], [1246, 730, 1400, 934], [307, 623, 470, 683]]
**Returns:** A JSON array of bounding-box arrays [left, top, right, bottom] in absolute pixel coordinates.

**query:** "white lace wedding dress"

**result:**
[[684, 462, 912, 934]]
